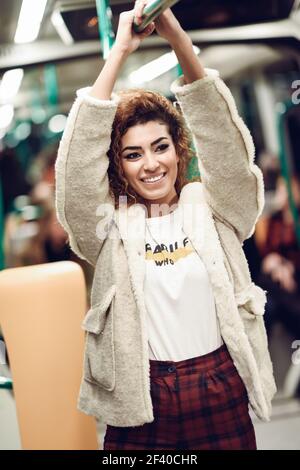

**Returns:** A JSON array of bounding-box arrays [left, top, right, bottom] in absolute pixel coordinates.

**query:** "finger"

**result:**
[[135, 0, 147, 19], [134, 1, 140, 13], [139, 21, 155, 37]]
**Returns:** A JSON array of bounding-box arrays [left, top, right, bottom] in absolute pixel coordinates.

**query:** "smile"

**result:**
[[141, 172, 167, 184]]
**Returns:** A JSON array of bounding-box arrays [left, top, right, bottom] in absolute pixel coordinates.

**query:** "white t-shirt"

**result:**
[[144, 206, 223, 362]]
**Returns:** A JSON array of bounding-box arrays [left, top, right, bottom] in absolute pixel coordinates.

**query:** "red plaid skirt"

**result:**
[[103, 343, 256, 450]]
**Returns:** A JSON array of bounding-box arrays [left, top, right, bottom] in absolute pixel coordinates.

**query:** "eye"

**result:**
[[124, 144, 169, 160], [157, 144, 169, 151], [124, 152, 141, 160]]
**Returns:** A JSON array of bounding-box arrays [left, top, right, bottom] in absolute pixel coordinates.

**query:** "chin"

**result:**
[[140, 188, 168, 199]]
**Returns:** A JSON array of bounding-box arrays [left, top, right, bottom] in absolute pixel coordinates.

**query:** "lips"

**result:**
[[141, 172, 166, 184]]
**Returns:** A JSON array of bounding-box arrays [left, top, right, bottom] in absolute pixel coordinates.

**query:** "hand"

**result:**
[[262, 252, 297, 293], [114, 8, 155, 55], [134, 1, 184, 44]]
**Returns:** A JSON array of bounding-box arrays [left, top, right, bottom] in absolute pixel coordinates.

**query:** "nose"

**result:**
[[143, 152, 160, 172]]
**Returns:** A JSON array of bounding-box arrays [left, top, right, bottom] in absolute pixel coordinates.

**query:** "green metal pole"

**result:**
[[0, 177, 5, 270], [175, 62, 200, 179], [0, 377, 13, 389], [95, 0, 115, 59], [44, 64, 58, 109], [277, 100, 300, 247]]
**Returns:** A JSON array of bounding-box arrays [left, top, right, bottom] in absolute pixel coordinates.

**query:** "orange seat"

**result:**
[[0, 261, 98, 450]]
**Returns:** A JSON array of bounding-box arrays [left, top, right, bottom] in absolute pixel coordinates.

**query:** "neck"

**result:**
[[145, 193, 179, 218]]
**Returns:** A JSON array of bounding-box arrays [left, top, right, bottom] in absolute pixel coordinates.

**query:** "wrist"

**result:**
[[110, 43, 130, 60]]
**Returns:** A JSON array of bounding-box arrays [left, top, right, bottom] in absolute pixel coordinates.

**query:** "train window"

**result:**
[[52, 0, 297, 43], [174, 0, 296, 30]]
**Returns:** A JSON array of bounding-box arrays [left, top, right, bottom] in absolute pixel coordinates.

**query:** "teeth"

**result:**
[[142, 173, 165, 183]]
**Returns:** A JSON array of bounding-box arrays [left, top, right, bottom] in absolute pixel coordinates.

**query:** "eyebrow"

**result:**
[[121, 136, 168, 154]]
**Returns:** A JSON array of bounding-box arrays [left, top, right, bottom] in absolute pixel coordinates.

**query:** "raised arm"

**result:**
[[170, 48, 264, 244], [55, 9, 156, 266], [151, 6, 265, 244]]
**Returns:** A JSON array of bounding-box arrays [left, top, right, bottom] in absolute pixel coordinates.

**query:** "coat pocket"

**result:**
[[81, 285, 116, 391], [235, 282, 271, 377], [235, 282, 267, 319]]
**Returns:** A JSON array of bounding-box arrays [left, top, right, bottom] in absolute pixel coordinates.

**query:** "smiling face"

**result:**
[[120, 120, 179, 212]]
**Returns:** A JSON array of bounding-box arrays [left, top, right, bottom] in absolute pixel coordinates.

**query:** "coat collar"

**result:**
[[113, 182, 206, 257]]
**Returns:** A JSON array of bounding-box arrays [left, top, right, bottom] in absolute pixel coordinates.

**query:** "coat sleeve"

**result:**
[[170, 68, 265, 244], [55, 87, 120, 266]]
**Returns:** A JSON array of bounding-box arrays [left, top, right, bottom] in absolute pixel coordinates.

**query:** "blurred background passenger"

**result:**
[[2, 143, 94, 300], [3, 142, 71, 267], [255, 171, 300, 340]]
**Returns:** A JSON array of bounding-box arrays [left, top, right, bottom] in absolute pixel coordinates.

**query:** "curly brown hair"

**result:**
[[107, 88, 200, 208]]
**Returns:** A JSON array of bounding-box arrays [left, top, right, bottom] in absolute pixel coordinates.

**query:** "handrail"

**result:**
[[0, 376, 13, 390]]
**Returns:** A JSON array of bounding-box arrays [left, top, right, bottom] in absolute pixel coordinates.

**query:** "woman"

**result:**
[[55, 2, 276, 450]]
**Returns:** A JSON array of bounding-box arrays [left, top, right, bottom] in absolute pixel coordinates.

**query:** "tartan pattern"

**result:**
[[103, 344, 256, 450]]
